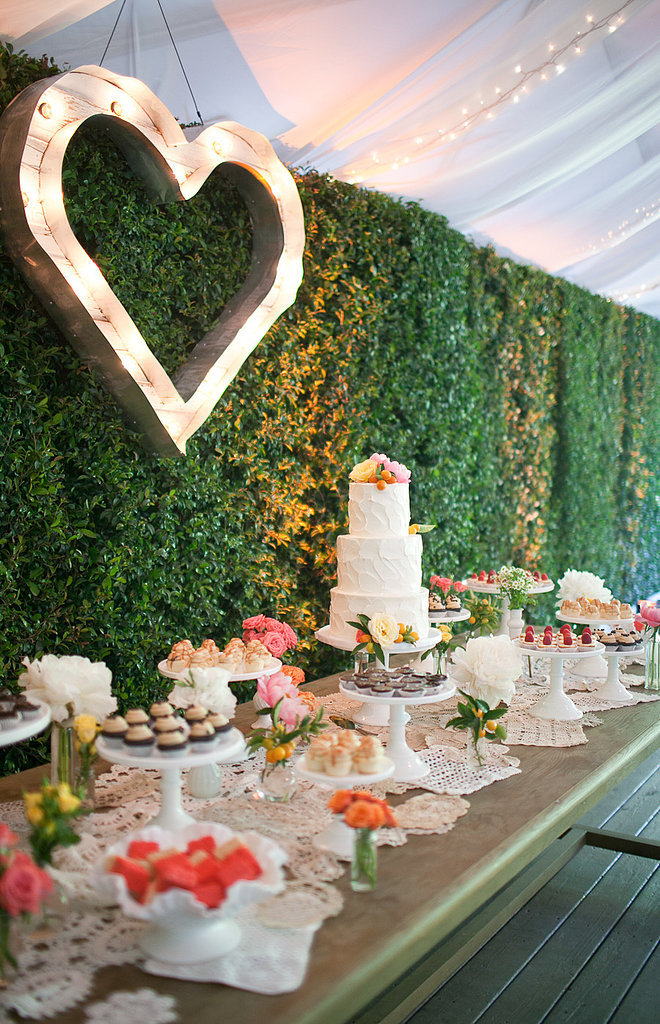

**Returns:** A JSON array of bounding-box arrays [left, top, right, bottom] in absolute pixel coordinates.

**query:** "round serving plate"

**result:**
[[0, 698, 51, 748], [428, 608, 471, 624], [158, 657, 282, 682], [513, 638, 604, 721]]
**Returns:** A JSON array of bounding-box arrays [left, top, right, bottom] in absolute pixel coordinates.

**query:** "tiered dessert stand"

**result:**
[[597, 646, 639, 703], [315, 626, 445, 726], [555, 611, 633, 679], [0, 699, 50, 748], [96, 729, 246, 830], [514, 639, 605, 720], [428, 607, 470, 626], [466, 578, 555, 636], [338, 677, 455, 781], [295, 755, 395, 856], [157, 657, 283, 685]]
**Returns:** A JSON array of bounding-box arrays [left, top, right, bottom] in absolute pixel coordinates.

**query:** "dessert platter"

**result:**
[[556, 599, 635, 678], [514, 629, 604, 721], [428, 607, 470, 624], [158, 636, 282, 682], [0, 692, 50, 747], [338, 666, 455, 781], [97, 702, 246, 829], [295, 730, 395, 855]]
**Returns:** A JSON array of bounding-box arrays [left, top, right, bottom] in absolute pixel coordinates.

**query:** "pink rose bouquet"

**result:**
[[242, 615, 298, 656], [637, 601, 660, 690], [0, 824, 53, 979]]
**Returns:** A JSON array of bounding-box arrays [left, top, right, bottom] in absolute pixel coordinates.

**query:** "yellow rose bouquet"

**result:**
[[73, 713, 99, 798], [23, 780, 87, 867]]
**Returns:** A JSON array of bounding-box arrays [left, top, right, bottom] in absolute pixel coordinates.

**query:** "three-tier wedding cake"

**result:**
[[327, 454, 429, 643]]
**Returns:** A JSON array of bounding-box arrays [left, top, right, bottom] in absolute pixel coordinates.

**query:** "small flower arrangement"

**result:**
[[463, 593, 501, 636], [349, 612, 418, 663], [422, 621, 456, 669], [18, 654, 116, 723], [497, 565, 535, 611], [445, 690, 508, 764], [327, 790, 398, 891], [23, 779, 87, 867], [430, 576, 468, 598], [637, 601, 660, 690], [349, 452, 411, 487], [248, 673, 326, 763], [242, 615, 298, 659], [0, 824, 53, 982]]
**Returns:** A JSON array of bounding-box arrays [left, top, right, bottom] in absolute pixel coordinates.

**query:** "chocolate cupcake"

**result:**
[[184, 704, 208, 725], [101, 714, 128, 746], [123, 724, 155, 754], [207, 712, 232, 735], [153, 715, 183, 734], [188, 721, 217, 749], [125, 708, 150, 727], [156, 729, 189, 756], [149, 700, 174, 720]]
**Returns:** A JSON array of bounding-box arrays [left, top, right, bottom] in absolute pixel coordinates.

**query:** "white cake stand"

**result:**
[[158, 658, 282, 682], [596, 645, 643, 702], [96, 729, 246, 830], [338, 680, 455, 781], [295, 754, 395, 856], [316, 626, 445, 726], [428, 608, 471, 624], [467, 579, 554, 636], [555, 612, 633, 678], [514, 639, 605, 720], [0, 699, 51, 747]]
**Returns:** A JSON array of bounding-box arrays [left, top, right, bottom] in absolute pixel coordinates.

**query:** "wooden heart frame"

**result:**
[[0, 65, 305, 455]]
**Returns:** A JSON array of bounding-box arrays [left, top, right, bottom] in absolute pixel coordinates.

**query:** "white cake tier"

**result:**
[[329, 587, 430, 644], [336, 534, 422, 593], [348, 482, 410, 537]]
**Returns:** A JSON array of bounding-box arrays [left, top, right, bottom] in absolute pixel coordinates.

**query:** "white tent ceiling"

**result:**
[[4, 0, 660, 319]]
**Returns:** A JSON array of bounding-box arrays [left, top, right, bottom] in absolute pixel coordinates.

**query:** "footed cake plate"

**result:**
[[158, 657, 282, 683]]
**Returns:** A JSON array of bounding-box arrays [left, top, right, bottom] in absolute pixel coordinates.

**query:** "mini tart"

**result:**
[[188, 721, 217, 746], [123, 724, 155, 751], [156, 729, 189, 755], [125, 708, 150, 726], [150, 701, 174, 719], [184, 704, 208, 724], [101, 714, 128, 743]]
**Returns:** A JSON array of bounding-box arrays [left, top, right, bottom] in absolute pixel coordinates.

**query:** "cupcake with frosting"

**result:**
[[188, 720, 217, 749], [123, 724, 155, 754], [156, 728, 189, 756], [101, 714, 128, 746]]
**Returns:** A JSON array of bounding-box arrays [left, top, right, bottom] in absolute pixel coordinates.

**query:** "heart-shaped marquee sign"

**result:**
[[0, 65, 305, 455]]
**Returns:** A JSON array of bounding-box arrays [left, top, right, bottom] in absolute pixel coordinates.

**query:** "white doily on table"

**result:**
[[84, 989, 178, 1024], [393, 792, 470, 834]]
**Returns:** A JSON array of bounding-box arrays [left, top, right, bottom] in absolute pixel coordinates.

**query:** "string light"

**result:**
[[352, 0, 635, 179], [575, 194, 660, 257]]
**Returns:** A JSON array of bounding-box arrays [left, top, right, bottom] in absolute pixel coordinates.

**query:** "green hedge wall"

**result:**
[[1, 48, 659, 775]]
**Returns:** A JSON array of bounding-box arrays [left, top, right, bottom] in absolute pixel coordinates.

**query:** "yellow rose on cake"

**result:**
[[349, 459, 378, 482], [368, 613, 400, 647]]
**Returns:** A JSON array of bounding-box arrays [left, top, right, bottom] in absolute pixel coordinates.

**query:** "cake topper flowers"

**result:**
[[349, 453, 411, 486]]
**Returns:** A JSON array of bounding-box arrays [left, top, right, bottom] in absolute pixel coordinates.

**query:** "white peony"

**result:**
[[19, 654, 116, 723], [450, 635, 522, 708], [556, 569, 612, 606], [169, 666, 237, 718]]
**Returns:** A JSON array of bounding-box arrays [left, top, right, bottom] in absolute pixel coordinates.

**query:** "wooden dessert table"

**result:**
[[0, 670, 658, 1024]]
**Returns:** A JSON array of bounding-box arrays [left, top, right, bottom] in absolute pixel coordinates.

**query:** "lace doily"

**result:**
[[393, 792, 470, 834], [84, 990, 178, 1024]]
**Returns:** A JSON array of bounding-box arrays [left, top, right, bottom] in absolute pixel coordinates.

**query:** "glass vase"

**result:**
[[351, 828, 378, 891], [256, 760, 297, 802], [0, 909, 21, 989], [644, 629, 659, 691], [465, 730, 488, 770], [50, 718, 76, 789]]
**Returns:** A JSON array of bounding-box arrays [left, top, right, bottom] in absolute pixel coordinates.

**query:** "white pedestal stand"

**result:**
[[0, 700, 50, 748], [316, 626, 446, 727], [466, 579, 554, 637], [555, 613, 633, 679], [96, 730, 246, 830], [338, 681, 455, 781], [515, 640, 605, 720], [597, 647, 640, 702], [295, 756, 395, 857]]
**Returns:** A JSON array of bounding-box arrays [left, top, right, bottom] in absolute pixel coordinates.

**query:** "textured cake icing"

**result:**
[[328, 472, 429, 643]]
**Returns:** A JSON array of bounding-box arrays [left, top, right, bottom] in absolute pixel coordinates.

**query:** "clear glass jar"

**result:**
[[256, 760, 297, 802], [351, 828, 378, 891]]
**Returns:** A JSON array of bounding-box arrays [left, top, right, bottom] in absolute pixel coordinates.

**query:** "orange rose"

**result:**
[[281, 665, 306, 686], [344, 800, 386, 830], [327, 789, 355, 814]]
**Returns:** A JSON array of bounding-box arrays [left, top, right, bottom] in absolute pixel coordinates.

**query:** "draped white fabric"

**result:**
[[5, 0, 660, 318]]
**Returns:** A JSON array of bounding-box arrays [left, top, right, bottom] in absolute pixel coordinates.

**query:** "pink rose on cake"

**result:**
[[383, 459, 411, 483]]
